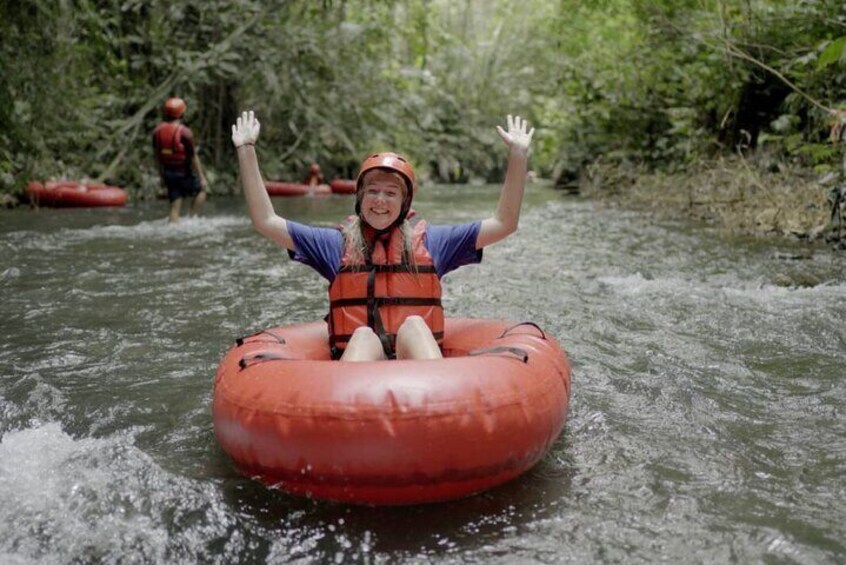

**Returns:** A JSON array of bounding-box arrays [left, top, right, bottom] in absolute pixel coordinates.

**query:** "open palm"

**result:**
[[232, 111, 261, 147], [496, 114, 534, 155]]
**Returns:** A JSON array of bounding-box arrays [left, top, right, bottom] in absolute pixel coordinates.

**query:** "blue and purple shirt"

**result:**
[[287, 220, 483, 282]]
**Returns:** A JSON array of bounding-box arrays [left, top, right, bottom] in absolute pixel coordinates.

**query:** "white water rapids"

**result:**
[[1, 184, 844, 563]]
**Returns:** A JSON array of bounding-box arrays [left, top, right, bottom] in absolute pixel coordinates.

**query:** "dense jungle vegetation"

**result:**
[[1, 0, 844, 201]]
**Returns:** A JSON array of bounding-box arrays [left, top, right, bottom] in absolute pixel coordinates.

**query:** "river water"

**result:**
[[1, 183, 844, 564]]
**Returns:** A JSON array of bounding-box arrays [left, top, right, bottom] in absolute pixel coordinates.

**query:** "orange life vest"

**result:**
[[328, 219, 444, 359], [153, 122, 189, 169]]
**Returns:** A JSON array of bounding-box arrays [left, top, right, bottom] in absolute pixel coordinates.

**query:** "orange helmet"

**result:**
[[355, 152, 416, 225], [163, 97, 187, 119]]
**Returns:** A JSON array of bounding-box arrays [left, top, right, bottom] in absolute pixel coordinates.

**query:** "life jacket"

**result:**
[[304, 173, 324, 186], [328, 218, 444, 359], [153, 122, 189, 170]]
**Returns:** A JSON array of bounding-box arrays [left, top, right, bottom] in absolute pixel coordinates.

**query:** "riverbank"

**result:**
[[578, 157, 841, 246]]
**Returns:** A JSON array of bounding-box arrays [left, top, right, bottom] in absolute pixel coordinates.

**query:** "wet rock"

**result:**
[[1, 193, 19, 208], [773, 273, 822, 288], [581, 157, 833, 247], [754, 207, 780, 231]]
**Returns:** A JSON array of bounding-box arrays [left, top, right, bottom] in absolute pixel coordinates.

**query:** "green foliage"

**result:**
[[817, 36, 846, 69], [534, 0, 846, 180], [1, 0, 845, 200]]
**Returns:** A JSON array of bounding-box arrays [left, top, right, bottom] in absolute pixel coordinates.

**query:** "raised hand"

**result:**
[[496, 114, 534, 156], [232, 110, 261, 148]]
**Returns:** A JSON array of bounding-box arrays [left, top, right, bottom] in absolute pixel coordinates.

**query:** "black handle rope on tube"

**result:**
[[498, 321, 546, 340]]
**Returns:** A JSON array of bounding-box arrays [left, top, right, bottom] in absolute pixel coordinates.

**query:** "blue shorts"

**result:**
[[162, 169, 201, 202]]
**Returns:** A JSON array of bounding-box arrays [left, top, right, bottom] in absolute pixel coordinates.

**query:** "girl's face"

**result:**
[[359, 170, 406, 230]]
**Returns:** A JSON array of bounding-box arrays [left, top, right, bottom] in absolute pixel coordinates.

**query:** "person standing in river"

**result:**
[[304, 163, 325, 187], [231, 111, 533, 361], [153, 97, 208, 223]]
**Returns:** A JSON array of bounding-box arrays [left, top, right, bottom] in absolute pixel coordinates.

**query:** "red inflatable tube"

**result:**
[[329, 178, 356, 194], [26, 180, 128, 208], [213, 318, 571, 505], [265, 181, 331, 197]]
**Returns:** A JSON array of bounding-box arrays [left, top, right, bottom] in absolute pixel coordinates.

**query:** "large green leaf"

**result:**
[[817, 36, 846, 70]]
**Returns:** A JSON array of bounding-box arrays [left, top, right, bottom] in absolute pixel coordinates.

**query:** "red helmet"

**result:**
[[356, 152, 415, 193], [163, 97, 187, 119], [355, 152, 416, 224], [309, 163, 321, 173]]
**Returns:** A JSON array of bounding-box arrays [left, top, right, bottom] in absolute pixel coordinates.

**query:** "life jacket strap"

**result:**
[[364, 268, 395, 358], [330, 297, 443, 308], [371, 307, 395, 359], [338, 264, 438, 274], [329, 330, 445, 346]]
